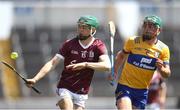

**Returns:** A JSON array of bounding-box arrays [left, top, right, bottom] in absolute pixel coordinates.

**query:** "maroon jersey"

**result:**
[[57, 37, 107, 94]]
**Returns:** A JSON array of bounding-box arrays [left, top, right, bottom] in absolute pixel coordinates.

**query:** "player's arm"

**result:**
[[26, 54, 62, 86], [86, 54, 111, 71], [33, 54, 62, 81], [66, 54, 111, 72], [113, 37, 132, 77], [156, 60, 171, 78], [156, 45, 171, 78], [114, 50, 127, 76]]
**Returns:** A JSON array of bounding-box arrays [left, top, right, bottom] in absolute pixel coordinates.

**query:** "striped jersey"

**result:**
[[118, 36, 170, 89]]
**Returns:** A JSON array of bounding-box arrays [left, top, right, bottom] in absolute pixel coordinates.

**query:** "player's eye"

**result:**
[[143, 22, 158, 29], [78, 24, 91, 30]]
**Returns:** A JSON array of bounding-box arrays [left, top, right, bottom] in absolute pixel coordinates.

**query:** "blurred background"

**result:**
[[0, 0, 180, 109]]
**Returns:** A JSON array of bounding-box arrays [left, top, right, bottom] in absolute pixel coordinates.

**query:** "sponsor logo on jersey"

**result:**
[[141, 58, 152, 64], [128, 54, 156, 70], [71, 50, 78, 55]]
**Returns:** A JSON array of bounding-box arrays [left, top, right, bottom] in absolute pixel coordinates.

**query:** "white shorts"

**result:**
[[146, 103, 160, 110], [56, 88, 88, 108]]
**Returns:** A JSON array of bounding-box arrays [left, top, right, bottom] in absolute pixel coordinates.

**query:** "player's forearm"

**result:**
[[33, 61, 55, 82], [158, 66, 171, 78], [114, 58, 124, 73], [86, 62, 111, 72], [158, 65, 171, 78], [114, 51, 126, 74], [33, 55, 61, 82]]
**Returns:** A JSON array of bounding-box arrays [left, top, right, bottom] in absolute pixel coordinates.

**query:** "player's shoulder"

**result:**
[[125, 36, 141, 44], [93, 38, 105, 45], [156, 39, 169, 49], [64, 37, 78, 44], [94, 38, 104, 42]]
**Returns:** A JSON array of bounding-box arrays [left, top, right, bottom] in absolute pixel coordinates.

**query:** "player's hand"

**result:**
[[156, 58, 165, 69], [107, 73, 117, 86], [107, 73, 117, 81], [107, 74, 113, 81], [66, 62, 87, 71], [26, 78, 36, 88]]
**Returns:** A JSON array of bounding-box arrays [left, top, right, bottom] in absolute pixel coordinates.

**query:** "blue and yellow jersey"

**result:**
[[119, 36, 170, 89]]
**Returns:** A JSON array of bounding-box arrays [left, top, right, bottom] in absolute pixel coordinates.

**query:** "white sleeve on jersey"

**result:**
[[55, 53, 64, 60]]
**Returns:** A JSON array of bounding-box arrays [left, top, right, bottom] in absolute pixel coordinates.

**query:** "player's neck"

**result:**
[[79, 36, 94, 46]]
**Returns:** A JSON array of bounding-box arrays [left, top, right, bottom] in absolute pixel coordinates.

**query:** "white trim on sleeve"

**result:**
[[55, 53, 64, 60]]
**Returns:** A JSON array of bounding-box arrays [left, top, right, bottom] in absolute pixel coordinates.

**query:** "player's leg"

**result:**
[[57, 98, 73, 110], [56, 88, 73, 110], [74, 104, 84, 110], [115, 84, 132, 110], [72, 92, 88, 110], [117, 96, 132, 109]]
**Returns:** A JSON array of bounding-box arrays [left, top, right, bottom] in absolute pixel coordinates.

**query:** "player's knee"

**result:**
[[56, 98, 73, 110], [74, 104, 84, 110], [56, 100, 62, 108]]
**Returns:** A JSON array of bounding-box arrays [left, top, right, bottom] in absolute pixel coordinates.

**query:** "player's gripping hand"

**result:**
[[107, 72, 117, 82], [107, 74, 113, 81], [66, 62, 87, 71], [26, 79, 37, 88], [156, 58, 165, 70]]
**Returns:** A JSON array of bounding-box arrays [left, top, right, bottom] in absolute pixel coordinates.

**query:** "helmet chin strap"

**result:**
[[91, 29, 96, 36]]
